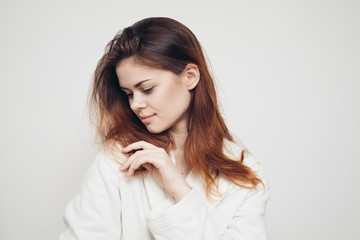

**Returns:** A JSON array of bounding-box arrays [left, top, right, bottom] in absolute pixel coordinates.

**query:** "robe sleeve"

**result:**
[[59, 152, 122, 240], [220, 170, 269, 239]]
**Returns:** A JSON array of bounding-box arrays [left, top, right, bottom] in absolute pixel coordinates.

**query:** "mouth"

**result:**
[[139, 114, 155, 124]]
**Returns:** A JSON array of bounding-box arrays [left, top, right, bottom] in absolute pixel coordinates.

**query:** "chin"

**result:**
[[145, 125, 169, 134], [147, 129, 161, 134]]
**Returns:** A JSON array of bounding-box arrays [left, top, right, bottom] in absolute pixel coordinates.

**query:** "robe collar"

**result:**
[[142, 151, 234, 212]]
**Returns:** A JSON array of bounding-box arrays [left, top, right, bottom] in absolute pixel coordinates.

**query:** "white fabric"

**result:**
[[59, 140, 270, 240]]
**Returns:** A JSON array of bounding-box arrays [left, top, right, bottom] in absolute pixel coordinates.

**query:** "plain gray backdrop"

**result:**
[[1, 0, 359, 239]]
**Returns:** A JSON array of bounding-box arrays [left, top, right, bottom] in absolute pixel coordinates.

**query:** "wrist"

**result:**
[[171, 182, 192, 202]]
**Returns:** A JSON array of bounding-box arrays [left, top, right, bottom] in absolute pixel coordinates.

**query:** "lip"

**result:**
[[140, 114, 155, 124]]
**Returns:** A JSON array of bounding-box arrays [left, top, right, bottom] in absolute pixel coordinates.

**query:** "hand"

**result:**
[[120, 141, 192, 202]]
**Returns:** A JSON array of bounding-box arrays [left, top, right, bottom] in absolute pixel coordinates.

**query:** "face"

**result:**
[[115, 58, 192, 134]]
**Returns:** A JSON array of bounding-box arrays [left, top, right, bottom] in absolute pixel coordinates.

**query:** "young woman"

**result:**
[[60, 17, 269, 240]]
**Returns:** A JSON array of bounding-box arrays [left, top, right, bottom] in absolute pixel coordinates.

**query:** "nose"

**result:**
[[129, 92, 146, 111]]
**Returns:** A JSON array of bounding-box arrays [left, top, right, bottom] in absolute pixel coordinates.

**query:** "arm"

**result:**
[[59, 152, 122, 240], [220, 174, 269, 239], [146, 159, 270, 240]]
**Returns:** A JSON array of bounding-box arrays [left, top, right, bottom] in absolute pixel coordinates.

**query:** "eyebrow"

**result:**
[[120, 79, 151, 90]]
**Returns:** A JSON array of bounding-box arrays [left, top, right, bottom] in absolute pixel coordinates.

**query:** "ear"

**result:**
[[182, 63, 200, 90]]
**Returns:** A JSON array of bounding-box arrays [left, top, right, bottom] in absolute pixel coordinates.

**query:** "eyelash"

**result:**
[[124, 87, 154, 97], [142, 87, 154, 94]]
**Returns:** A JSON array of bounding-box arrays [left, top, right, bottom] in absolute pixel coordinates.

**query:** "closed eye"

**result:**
[[142, 87, 154, 94], [122, 90, 133, 97]]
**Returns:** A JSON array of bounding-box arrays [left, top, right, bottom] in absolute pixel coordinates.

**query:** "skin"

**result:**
[[115, 57, 200, 202]]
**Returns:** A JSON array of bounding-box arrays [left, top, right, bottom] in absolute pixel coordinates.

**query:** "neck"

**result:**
[[170, 127, 188, 151], [169, 125, 190, 175], [168, 113, 189, 151]]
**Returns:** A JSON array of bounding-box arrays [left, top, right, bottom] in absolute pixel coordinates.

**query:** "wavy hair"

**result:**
[[88, 17, 262, 197]]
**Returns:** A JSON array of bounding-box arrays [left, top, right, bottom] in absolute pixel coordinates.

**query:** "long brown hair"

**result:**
[[88, 17, 262, 197]]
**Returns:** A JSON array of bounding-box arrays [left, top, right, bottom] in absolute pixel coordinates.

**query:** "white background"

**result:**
[[1, 0, 359, 239]]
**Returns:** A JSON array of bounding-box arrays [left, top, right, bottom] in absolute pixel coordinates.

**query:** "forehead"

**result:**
[[115, 58, 180, 88]]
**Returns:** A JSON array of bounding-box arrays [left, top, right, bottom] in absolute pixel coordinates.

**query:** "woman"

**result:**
[[60, 17, 269, 240]]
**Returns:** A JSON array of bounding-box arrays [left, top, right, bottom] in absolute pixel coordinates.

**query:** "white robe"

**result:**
[[59, 140, 270, 240]]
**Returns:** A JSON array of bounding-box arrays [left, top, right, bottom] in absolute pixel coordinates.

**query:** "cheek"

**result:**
[[166, 90, 191, 113], [151, 80, 191, 114]]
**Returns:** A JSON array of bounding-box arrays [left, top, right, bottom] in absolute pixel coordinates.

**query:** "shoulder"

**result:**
[[222, 138, 269, 189], [82, 146, 127, 186], [223, 138, 261, 169], [222, 138, 245, 159], [91, 141, 129, 172]]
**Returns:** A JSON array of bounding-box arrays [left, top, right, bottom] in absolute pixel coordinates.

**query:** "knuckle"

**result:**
[[158, 148, 166, 154]]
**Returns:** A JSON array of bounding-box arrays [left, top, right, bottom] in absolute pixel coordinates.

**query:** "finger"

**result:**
[[126, 152, 163, 176], [126, 155, 154, 176], [134, 149, 169, 169], [119, 149, 156, 171], [122, 140, 157, 153]]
